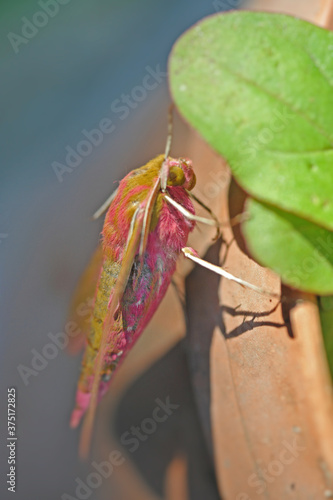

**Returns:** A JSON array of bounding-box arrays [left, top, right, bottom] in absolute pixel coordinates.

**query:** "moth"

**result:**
[[69, 120, 276, 458]]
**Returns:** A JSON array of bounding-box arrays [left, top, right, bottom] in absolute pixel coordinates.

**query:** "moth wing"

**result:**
[[67, 244, 104, 354], [79, 177, 161, 458]]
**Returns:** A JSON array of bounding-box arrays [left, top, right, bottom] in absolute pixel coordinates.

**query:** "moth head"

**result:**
[[166, 157, 196, 191]]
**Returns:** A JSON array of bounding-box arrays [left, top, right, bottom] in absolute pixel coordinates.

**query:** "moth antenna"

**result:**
[[182, 247, 281, 299], [164, 103, 174, 159], [92, 187, 119, 220], [160, 104, 174, 192]]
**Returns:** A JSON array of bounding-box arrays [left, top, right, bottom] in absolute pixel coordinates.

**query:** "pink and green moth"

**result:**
[[69, 122, 275, 458]]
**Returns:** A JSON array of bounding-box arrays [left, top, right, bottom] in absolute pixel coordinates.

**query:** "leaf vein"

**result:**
[[217, 62, 333, 146]]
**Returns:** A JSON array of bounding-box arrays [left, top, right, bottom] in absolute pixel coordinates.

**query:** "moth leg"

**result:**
[[166, 193, 249, 234], [187, 191, 221, 240], [182, 246, 280, 299], [164, 194, 220, 228], [92, 187, 119, 220], [190, 192, 249, 229], [220, 236, 233, 267]]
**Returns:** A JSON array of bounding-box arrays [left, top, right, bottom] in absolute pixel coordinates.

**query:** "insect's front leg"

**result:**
[[182, 247, 280, 299], [164, 193, 248, 237], [187, 191, 221, 240], [164, 194, 220, 228]]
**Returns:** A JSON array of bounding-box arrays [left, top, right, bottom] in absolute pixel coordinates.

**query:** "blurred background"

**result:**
[[0, 1, 244, 499], [0, 1, 322, 499]]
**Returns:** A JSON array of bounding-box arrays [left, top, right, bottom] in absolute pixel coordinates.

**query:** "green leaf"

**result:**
[[169, 11, 333, 293], [169, 11, 333, 229], [243, 199, 333, 294]]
